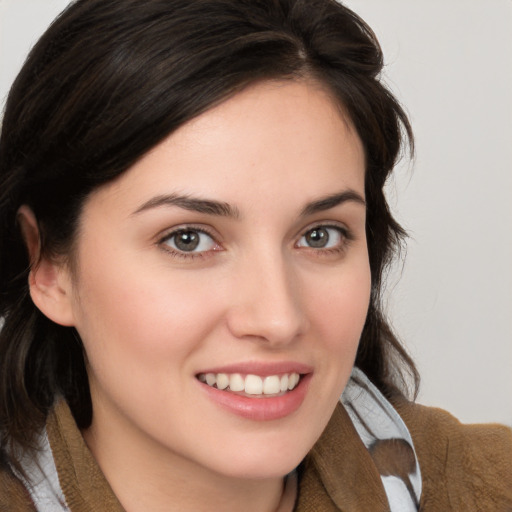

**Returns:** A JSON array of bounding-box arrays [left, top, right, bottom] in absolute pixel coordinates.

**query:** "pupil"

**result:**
[[307, 228, 328, 248], [175, 230, 200, 251]]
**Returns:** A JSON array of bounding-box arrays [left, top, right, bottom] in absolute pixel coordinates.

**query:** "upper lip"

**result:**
[[196, 361, 313, 377]]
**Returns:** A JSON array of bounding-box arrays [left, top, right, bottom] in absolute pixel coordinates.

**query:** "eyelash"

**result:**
[[295, 224, 353, 257], [158, 225, 220, 260], [157, 223, 353, 261]]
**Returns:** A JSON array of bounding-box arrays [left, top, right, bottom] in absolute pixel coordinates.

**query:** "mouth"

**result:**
[[197, 372, 302, 398], [196, 365, 312, 420]]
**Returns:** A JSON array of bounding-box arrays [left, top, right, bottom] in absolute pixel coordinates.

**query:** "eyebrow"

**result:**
[[300, 190, 366, 216], [133, 194, 241, 218], [133, 189, 365, 219]]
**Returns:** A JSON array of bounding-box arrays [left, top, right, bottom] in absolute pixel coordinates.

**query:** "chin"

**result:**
[[208, 436, 311, 480]]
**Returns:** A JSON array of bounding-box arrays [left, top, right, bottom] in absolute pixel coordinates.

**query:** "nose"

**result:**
[[226, 251, 308, 346]]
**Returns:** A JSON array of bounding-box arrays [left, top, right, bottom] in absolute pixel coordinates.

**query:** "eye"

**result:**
[[296, 225, 346, 249], [161, 228, 218, 253]]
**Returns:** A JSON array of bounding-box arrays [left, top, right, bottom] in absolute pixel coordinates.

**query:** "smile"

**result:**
[[197, 372, 301, 396]]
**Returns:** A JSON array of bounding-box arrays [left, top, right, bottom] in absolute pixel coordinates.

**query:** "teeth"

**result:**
[[263, 376, 281, 395], [216, 373, 229, 390], [288, 373, 300, 390], [280, 374, 289, 392], [199, 371, 301, 395], [229, 374, 245, 392], [245, 375, 263, 395]]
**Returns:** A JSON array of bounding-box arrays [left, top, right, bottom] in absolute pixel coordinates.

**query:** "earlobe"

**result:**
[[17, 205, 76, 327]]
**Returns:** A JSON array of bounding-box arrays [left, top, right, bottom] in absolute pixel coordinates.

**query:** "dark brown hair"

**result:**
[[0, 0, 418, 459]]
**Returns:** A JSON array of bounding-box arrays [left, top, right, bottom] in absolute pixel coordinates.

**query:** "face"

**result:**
[[64, 80, 370, 480]]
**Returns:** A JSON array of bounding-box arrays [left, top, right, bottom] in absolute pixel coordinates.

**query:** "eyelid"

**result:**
[[157, 224, 223, 258], [157, 222, 220, 240], [294, 221, 354, 253], [296, 220, 352, 240]]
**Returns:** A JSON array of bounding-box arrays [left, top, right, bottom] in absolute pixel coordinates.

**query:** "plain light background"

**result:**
[[1, 0, 511, 425]]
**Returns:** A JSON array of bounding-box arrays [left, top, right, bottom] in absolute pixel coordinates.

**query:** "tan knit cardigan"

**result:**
[[1, 399, 511, 511]]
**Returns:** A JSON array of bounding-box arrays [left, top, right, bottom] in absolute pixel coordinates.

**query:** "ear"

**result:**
[[17, 205, 76, 327]]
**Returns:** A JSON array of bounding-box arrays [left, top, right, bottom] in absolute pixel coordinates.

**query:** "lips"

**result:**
[[196, 362, 312, 421]]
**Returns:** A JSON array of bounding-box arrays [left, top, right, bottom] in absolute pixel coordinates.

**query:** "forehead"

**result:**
[[83, 80, 365, 219]]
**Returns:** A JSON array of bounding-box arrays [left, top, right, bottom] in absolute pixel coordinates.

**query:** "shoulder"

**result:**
[[394, 399, 512, 511], [0, 453, 37, 511]]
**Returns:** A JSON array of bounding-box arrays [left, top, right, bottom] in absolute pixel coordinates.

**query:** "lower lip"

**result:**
[[199, 374, 312, 421]]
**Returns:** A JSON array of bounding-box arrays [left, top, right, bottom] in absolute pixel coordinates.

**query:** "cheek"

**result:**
[[70, 256, 224, 381], [296, 259, 371, 436], [303, 257, 371, 398], [308, 263, 371, 345]]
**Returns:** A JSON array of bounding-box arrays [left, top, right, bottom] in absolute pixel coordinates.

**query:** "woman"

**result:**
[[0, 0, 510, 510]]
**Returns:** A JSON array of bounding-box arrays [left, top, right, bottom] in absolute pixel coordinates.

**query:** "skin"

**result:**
[[25, 80, 371, 511]]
